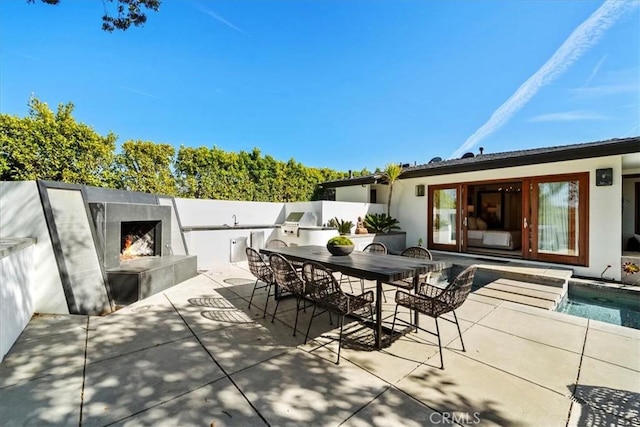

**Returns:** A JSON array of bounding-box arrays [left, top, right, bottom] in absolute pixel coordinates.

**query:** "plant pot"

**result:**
[[326, 244, 354, 256]]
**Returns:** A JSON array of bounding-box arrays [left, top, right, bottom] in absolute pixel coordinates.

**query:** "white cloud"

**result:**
[[623, 123, 640, 136], [449, 0, 640, 159], [528, 110, 609, 122], [117, 85, 159, 99], [196, 5, 247, 35], [570, 83, 639, 96], [584, 55, 607, 86]]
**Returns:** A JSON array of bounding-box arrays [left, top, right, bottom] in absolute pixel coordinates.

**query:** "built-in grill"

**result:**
[[280, 211, 318, 237]]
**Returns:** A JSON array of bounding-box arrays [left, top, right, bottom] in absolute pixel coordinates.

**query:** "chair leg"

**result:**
[[391, 304, 400, 334], [336, 315, 345, 364], [452, 310, 465, 352], [248, 278, 259, 309], [304, 304, 317, 344], [271, 298, 281, 323], [369, 305, 376, 342], [262, 282, 271, 319], [340, 273, 354, 293], [435, 317, 444, 370], [293, 297, 302, 336]]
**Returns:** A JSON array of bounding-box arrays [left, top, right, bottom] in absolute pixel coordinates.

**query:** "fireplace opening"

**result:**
[[120, 221, 160, 261]]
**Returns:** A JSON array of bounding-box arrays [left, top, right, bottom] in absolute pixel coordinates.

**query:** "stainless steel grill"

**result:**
[[280, 211, 318, 237]]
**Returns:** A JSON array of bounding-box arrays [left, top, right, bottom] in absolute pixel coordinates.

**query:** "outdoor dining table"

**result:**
[[259, 245, 450, 349]]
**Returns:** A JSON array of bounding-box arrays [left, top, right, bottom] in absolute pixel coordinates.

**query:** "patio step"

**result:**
[[473, 278, 566, 310]]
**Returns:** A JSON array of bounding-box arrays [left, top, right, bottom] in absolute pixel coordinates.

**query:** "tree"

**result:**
[[383, 163, 403, 215], [113, 140, 176, 195], [27, 0, 161, 32], [0, 96, 116, 186]]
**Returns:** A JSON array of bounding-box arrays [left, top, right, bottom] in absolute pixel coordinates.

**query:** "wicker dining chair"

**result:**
[[268, 253, 308, 336], [302, 261, 375, 364], [266, 239, 288, 249], [246, 247, 275, 318], [339, 242, 388, 296], [391, 265, 477, 369], [383, 246, 434, 291]]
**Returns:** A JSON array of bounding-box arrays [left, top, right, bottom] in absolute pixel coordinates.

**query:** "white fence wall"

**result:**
[[0, 181, 68, 314], [1, 240, 35, 362], [175, 199, 386, 268], [175, 198, 286, 227]]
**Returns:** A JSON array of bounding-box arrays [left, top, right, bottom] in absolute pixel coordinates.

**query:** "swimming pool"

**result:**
[[556, 282, 640, 329]]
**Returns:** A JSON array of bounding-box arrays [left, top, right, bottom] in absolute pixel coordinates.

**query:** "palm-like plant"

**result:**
[[364, 213, 400, 233], [383, 163, 403, 216], [331, 217, 354, 235]]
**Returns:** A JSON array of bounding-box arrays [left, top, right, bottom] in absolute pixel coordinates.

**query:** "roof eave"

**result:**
[[401, 138, 639, 179]]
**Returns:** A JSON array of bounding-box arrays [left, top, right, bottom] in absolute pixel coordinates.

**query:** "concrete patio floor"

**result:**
[[1, 263, 639, 426]]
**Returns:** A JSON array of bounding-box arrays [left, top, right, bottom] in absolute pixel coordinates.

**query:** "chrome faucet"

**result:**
[[232, 214, 238, 226]]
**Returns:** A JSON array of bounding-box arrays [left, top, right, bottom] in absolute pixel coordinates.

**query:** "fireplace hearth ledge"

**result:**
[[106, 255, 197, 305]]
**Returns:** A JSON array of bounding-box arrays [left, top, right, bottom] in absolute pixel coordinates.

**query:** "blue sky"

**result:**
[[1, 0, 638, 172]]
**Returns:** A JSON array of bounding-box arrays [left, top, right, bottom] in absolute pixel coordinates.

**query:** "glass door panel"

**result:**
[[530, 173, 588, 265], [429, 186, 459, 250], [537, 181, 579, 255]]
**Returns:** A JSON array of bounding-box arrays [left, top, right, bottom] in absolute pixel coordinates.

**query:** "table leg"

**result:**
[[376, 279, 382, 349], [413, 276, 420, 328]]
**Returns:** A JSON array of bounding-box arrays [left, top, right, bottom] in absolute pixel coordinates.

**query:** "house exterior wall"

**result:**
[[336, 185, 369, 203], [337, 155, 628, 280], [320, 201, 386, 227], [373, 184, 389, 210]]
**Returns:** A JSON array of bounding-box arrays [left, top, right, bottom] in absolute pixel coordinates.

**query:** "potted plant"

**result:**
[[331, 217, 354, 235], [326, 236, 354, 256], [364, 213, 400, 233]]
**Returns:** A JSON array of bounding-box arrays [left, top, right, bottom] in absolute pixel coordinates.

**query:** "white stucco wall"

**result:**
[[175, 198, 286, 226], [340, 156, 629, 280], [335, 185, 369, 203], [175, 199, 386, 268], [320, 201, 386, 228], [1, 242, 34, 362], [0, 181, 68, 314]]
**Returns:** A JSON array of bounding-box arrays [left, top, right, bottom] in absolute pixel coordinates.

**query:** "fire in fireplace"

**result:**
[[120, 221, 160, 261]]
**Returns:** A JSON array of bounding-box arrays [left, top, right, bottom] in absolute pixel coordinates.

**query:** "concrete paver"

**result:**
[[567, 356, 640, 427], [231, 349, 389, 426], [82, 336, 224, 426], [395, 350, 572, 427], [2, 264, 639, 427], [478, 305, 587, 353], [342, 387, 442, 427], [0, 367, 84, 427], [116, 378, 266, 427], [460, 324, 582, 394], [583, 326, 640, 371]]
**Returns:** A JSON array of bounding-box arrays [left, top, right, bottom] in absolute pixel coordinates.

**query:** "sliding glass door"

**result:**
[[426, 173, 589, 266], [428, 185, 461, 250], [526, 173, 588, 265]]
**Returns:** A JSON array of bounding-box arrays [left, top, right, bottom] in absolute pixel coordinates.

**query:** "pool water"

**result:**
[[557, 288, 640, 330]]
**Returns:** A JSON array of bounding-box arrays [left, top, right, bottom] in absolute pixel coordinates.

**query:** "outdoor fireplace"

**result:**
[[89, 202, 171, 270], [120, 221, 160, 261], [89, 200, 196, 305]]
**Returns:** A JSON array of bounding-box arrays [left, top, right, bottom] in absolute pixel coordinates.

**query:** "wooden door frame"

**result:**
[[427, 173, 589, 266], [528, 172, 589, 266], [427, 183, 462, 251]]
